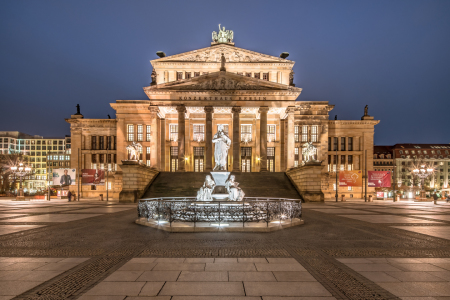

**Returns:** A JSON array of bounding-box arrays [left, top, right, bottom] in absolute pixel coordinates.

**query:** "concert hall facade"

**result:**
[[67, 29, 378, 200]]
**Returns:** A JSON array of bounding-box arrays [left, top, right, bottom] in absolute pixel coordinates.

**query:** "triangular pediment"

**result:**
[[152, 44, 293, 64], [147, 71, 299, 91]]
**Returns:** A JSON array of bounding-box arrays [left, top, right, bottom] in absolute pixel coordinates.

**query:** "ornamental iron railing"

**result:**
[[137, 197, 302, 227]]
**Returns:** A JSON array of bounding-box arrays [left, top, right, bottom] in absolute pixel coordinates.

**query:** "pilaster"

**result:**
[[259, 106, 269, 172], [232, 106, 241, 172], [176, 105, 186, 172], [204, 106, 214, 171]]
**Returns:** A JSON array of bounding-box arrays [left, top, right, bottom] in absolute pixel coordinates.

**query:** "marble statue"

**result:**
[[225, 175, 245, 201], [150, 69, 157, 86], [75, 104, 81, 115], [220, 53, 226, 71], [212, 124, 231, 170], [364, 105, 368, 116], [197, 175, 216, 201], [126, 142, 142, 161], [302, 142, 317, 163], [212, 24, 234, 43]]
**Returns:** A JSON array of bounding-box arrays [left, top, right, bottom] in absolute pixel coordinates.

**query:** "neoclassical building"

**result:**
[[67, 29, 379, 200]]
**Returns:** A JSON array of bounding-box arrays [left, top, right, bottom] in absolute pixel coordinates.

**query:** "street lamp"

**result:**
[[412, 164, 435, 203], [10, 162, 32, 200]]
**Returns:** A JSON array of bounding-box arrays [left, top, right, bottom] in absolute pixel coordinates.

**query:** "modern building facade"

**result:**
[[0, 131, 70, 192], [67, 29, 379, 200]]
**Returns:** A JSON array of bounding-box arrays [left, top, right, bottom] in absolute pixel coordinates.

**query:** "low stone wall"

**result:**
[[286, 162, 324, 202], [119, 161, 159, 203]]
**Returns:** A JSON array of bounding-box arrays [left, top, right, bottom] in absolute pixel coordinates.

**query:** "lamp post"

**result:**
[[412, 164, 435, 203], [10, 162, 32, 200]]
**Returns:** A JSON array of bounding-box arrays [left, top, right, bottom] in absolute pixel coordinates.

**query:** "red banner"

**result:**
[[81, 169, 105, 185], [339, 170, 363, 186], [368, 171, 391, 187]]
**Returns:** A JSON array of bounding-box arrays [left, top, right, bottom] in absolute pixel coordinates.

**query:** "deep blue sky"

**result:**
[[1, 0, 450, 145]]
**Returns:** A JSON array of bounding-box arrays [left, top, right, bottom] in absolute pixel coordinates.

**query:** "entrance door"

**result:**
[[241, 147, 252, 172], [267, 147, 275, 172], [170, 146, 178, 172], [194, 147, 204, 172]]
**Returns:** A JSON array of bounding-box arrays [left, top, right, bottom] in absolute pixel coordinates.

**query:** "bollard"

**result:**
[[99, 194, 103, 201], [368, 195, 373, 202], [341, 195, 345, 202]]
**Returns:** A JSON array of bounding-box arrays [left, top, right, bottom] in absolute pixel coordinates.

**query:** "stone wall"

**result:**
[[286, 162, 324, 202], [119, 161, 159, 203]]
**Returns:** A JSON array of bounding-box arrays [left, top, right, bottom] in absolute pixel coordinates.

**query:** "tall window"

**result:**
[[254, 73, 260, 79], [146, 125, 151, 141], [91, 136, 97, 150], [127, 125, 134, 141], [241, 125, 252, 142], [328, 137, 331, 151], [107, 136, 111, 150], [185, 72, 191, 79], [340, 155, 345, 171], [341, 137, 346, 151], [348, 137, 353, 151], [193, 124, 205, 142], [137, 125, 143, 141], [194, 72, 200, 77], [91, 154, 97, 163], [177, 72, 183, 80], [99, 154, 104, 164], [267, 125, 276, 142], [194, 147, 204, 172], [267, 147, 275, 172], [246, 72, 251, 77], [99, 136, 104, 150], [294, 147, 299, 167], [294, 125, 299, 142], [348, 155, 353, 170], [310, 125, 318, 142], [170, 146, 178, 172], [146, 147, 151, 167], [301, 125, 308, 142], [333, 137, 338, 151], [263, 73, 269, 81], [241, 147, 252, 172], [169, 124, 178, 141]]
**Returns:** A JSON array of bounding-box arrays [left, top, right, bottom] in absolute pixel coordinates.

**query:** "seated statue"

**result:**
[[225, 175, 245, 201], [196, 175, 216, 201]]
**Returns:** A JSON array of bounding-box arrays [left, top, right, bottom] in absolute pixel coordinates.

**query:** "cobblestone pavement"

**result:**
[[0, 199, 449, 299]]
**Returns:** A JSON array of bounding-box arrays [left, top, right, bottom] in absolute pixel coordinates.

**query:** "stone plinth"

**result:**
[[286, 162, 324, 202], [119, 161, 159, 203]]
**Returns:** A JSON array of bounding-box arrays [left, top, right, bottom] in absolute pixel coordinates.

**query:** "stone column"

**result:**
[[176, 105, 186, 172], [204, 106, 214, 171], [286, 106, 296, 169], [149, 106, 159, 168], [259, 106, 269, 172], [160, 118, 165, 171], [232, 106, 241, 171]]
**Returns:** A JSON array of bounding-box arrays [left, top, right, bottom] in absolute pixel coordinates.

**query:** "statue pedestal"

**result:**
[[210, 172, 230, 200], [286, 162, 324, 202]]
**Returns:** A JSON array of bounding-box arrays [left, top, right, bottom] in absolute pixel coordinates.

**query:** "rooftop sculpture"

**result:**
[[212, 24, 234, 43]]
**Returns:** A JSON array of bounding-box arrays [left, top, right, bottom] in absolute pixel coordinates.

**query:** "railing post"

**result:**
[[194, 201, 196, 228], [170, 202, 172, 227], [158, 199, 161, 225], [242, 201, 244, 228], [219, 201, 221, 227], [279, 201, 282, 226], [266, 201, 269, 227]]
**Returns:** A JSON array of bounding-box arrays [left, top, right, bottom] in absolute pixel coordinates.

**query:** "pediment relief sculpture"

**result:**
[[155, 45, 292, 63]]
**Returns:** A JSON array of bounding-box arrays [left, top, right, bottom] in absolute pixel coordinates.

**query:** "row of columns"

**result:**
[[173, 104, 296, 172]]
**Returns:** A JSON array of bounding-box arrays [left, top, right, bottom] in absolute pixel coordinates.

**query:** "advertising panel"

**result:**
[[52, 169, 76, 186], [368, 171, 391, 187], [81, 169, 105, 185], [339, 170, 363, 187]]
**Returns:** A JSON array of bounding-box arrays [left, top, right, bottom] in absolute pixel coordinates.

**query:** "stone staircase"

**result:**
[[141, 172, 302, 200]]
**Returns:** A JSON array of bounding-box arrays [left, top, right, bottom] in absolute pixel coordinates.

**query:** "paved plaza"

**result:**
[[0, 199, 450, 299]]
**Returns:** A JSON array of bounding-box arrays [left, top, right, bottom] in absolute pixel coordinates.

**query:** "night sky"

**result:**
[[1, 0, 450, 145]]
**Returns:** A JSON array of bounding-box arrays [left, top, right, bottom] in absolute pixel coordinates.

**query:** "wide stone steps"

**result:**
[[141, 172, 302, 200]]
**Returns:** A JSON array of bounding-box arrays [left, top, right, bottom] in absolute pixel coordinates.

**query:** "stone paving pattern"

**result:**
[[0, 199, 449, 299]]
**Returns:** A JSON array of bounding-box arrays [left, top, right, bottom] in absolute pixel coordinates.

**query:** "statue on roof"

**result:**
[[212, 24, 234, 43]]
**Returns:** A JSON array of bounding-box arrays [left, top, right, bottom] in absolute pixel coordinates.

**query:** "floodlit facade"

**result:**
[[67, 29, 379, 200]]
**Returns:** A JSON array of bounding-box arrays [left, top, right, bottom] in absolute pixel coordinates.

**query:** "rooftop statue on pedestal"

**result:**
[[212, 124, 231, 171], [212, 24, 234, 44]]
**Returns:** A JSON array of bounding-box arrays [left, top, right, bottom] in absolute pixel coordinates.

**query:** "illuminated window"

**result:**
[[295, 126, 299, 142], [217, 124, 229, 134], [267, 125, 276, 142], [241, 125, 252, 142], [137, 125, 143, 141], [311, 126, 318, 142], [301, 126, 308, 142], [146, 147, 151, 167], [169, 124, 178, 141], [193, 124, 205, 142], [146, 125, 151, 141], [127, 125, 134, 141]]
